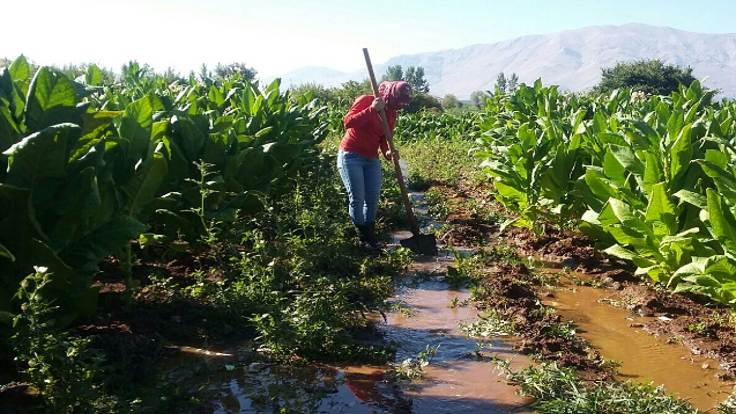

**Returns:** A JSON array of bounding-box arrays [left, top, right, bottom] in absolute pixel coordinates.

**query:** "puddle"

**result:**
[[158, 344, 400, 413], [381, 254, 533, 413], [545, 281, 735, 411], [211, 364, 399, 413]]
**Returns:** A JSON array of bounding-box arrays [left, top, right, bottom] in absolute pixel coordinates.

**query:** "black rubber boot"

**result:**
[[355, 224, 370, 244], [363, 222, 380, 250]]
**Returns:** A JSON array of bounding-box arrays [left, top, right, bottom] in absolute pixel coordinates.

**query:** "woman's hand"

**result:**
[[384, 149, 397, 161], [371, 97, 385, 112]]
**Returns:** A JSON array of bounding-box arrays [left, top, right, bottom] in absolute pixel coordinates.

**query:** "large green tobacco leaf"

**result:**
[[669, 124, 693, 183], [0, 185, 30, 315], [120, 95, 154, 160], [0, 183, 98, 323], [226, 147, 267, 191], [85, 64, 104, 86], [644, 182, 677, 237], [494, 181, 528, 210], [9, 56, 30, 84], [263, 141, 299, 165], [3, 123, 81, 187], [659, 228, 711, 273], [0, 66, 26, 123], [70, 111, 121, 160], [24, 67, 82, 131], [61, 215, 147, 273], [642, 152, 664, 196], [170, 114, 207, 161], [706, 188, 736, 255], [43, 166, 103, 250], [631, 120, 660, 147], [673, 255, 736, 304], [8, 55, 31, 97], [673, 190, 706, 209], [605, 198, 647, 232], [122, 143, 168, 216], [0, 106, 19, 153], [604, 244, 656, 269], [697, 159, 736, 199], [604, 144, 644, 181], [583, 168, 620, 204]]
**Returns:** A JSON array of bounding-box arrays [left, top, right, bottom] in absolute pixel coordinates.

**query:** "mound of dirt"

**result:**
[[475, 263, 610, 378]]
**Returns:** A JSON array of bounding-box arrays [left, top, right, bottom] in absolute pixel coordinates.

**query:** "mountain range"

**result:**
[[276, 24, 736, 98]]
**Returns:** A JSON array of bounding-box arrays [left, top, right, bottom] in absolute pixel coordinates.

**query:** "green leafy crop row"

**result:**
[[475, 79, 736, 306], [0, 56, 327, 336]]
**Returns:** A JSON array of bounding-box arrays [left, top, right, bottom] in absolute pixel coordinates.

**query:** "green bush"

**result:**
[[594, 59, 696, 96]]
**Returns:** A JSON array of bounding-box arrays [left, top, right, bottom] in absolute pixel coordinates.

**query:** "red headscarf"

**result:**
[[378, 81, 412, 110]]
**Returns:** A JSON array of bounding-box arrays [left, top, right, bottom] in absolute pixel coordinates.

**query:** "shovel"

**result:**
[[362, 48, 438, 256]]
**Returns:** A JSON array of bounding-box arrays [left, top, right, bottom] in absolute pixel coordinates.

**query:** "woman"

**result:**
[[338, 80, 412, 249]]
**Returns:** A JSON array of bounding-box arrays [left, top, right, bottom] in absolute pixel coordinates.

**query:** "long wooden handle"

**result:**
[[362, 48, 420, 236]]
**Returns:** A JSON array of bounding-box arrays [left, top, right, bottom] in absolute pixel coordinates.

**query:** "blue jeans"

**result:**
[[337, 150, 382, 226]]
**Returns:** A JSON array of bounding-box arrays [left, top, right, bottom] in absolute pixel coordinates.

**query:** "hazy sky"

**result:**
[[2, 0, 734, 77]]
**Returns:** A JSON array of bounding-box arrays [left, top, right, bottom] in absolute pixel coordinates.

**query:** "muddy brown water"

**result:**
[[544, 277, 735, 411], [380, 253, 533, 413]]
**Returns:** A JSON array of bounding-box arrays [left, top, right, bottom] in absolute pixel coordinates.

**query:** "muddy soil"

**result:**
[[474, 262, 609, 377]]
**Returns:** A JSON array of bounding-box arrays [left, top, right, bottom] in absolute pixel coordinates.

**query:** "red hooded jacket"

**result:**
[[339, 95, 396, 159]]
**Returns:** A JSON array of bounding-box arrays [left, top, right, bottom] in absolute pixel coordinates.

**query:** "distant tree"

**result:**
[[382, 65, 404, 82], [290, 83, 337, 103], [336, 79, 373, 103], [0, 57, 10, 69], [508, 73, 519, 93], [470, 90, 488, 108], [199, 63, 211, 81], [405, 66, 430, 93], [441, 94, 462, 109], [214, 62, 257, 81], [594, 59, 696, 96], [187, 70, 198, 83], [162, 67, 183, 83], [324, 77, 440, 113], [405, 93, 442, 113], [496, 72, 507, 94]]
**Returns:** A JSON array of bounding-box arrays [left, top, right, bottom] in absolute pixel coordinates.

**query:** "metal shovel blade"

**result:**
[[399, 233, 438, 256]]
